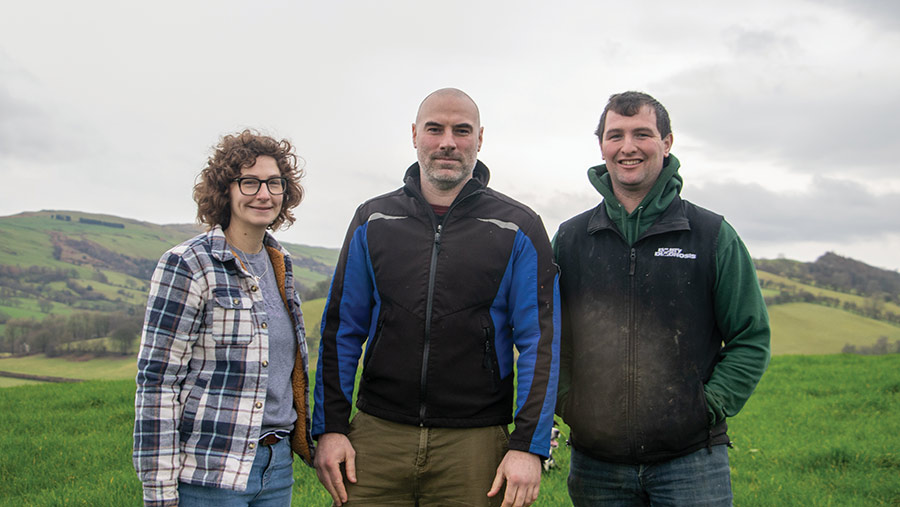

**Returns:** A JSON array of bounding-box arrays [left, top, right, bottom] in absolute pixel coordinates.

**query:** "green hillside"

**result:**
[[757, 268, 900, 353], [0, 210, 335, 310], [770, 302, 900, 354], [302, 297, 326, 339], [0, 211, 338, 357], [757, 253, 900, 305], [0, 211, 193, 272], [758, 270, 900, 315], [0, 210, 337, 289]]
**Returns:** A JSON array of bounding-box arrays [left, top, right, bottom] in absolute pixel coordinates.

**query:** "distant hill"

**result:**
[[0, 210, 338, 288], [755, 253, 900, 354], [756, 252, 900, 304], [0, 210, 339, 355]]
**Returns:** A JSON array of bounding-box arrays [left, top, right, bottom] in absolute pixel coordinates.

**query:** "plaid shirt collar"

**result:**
[[207, 225, 290, 265]]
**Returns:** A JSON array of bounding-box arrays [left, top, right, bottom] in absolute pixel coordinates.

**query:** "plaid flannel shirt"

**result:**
[[133, 226, 313, 506]]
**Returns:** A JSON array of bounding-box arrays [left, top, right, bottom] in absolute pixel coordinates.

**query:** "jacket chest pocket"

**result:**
[[211, 288, 254, 345]]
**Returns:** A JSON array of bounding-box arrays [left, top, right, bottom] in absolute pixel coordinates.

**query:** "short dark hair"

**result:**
[[595, 91, 671, 140], [193, 129, 305, 231]]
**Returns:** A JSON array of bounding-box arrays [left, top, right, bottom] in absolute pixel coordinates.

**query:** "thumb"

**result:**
[[345, 452, 357, 484], [486, 467, 505, 498]]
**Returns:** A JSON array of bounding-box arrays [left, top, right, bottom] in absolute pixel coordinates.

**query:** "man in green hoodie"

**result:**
[[554, 91, 770, 506]]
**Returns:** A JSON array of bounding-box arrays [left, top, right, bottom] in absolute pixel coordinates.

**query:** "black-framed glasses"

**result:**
[[232, 177, 288, 196]]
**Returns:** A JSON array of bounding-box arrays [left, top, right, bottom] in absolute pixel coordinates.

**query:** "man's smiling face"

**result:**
[[600, 105, 673, 199]]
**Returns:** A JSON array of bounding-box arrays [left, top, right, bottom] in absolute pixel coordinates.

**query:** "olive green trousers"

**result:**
[[339, 411, 509, 506]]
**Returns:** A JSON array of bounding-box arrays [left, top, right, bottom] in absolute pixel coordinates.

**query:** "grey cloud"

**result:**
[[0, 87, 43, 158], [0, 56, 92, 163], [724, 27, 801, 59], [0, 60, 54, 160], [809, 0, 900, 31], [684, 176, 900, 244], [658, 64, 900, 181]]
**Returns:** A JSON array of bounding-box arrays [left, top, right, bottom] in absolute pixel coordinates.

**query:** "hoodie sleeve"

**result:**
[[705, 220, 771, 425]]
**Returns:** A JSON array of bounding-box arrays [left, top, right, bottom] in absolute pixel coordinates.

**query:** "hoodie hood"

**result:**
[[587, 154, 683, 245]]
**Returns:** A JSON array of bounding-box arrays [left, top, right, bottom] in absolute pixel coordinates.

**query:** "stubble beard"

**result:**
[[424, 169, 469, 191], [422, 155, 473, 191]]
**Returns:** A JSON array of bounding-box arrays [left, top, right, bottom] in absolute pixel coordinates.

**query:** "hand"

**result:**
[[486, 449, 541, 507], [314, 432, 357, 506]]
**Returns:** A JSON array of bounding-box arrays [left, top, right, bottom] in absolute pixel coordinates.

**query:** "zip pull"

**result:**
[[629, 248, 636, 276], [483, 330, 494, 370], [434, 224, 442, 250]]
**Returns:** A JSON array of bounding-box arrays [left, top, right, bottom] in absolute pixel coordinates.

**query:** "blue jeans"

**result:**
[[179, 438, 294, 507], [567, 445, 732, 506]]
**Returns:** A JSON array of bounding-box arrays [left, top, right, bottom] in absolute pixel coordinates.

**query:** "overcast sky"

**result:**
[[2, 0, 899, 271]]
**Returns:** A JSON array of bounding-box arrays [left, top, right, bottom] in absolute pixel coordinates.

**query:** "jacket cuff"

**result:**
[[508, 437, 549, 459], [142, 482, 178, 507], [703, 386, 728, 426], [313, 426, 350, 440]]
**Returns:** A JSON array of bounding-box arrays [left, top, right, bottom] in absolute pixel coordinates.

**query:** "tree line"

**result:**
[[761, 279, 900, 326], [1, 309, 142, 356], [842, 337, 900, 355], [0, 270, 329, 358]]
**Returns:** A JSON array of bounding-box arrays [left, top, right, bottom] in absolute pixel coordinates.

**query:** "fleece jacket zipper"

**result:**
[[627, 246, 637, 458], [420, 223, 442, 424], [417, 189, 484, 425]]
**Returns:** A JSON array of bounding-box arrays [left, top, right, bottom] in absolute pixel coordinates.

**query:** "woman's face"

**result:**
[[227, 155, 284, 235]]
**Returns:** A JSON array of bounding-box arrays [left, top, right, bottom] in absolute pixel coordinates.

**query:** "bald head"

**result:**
[[415, 88, 481, 127]]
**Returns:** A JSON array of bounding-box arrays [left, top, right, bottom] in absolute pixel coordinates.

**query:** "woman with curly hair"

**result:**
[[134, 130, 314, 506]]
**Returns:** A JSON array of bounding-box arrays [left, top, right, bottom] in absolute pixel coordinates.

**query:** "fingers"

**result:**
[[332, 465, 350, 506], [502, 482, 540, 507], [313, 433, 356, 506], [315, 461, 348, 505], [493, 450, 542, 507]]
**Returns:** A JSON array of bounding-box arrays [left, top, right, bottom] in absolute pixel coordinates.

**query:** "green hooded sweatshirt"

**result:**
[[588, 152, 683, 245], [556, 154, 771, 426]]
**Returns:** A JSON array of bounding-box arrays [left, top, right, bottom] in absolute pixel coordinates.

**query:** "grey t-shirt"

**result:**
[[242, 247, 298, 435]]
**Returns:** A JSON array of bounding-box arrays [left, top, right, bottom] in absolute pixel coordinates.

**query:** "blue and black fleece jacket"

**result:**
[[312, 161, 560, 458]]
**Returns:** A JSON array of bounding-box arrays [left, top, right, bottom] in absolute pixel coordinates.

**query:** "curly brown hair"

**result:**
[[194, 129, 305, 231]]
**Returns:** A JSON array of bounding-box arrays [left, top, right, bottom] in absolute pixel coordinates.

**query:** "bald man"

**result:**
[[312, 88, 560, 507]]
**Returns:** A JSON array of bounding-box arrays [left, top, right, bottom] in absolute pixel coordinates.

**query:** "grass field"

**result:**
[[0, 355, 897, 506], [0, 376, 43, 387], [302, 297, 327, 341], [0, 303, 48, 320], [770, 302, 900, 354], [726, 354, 900, 505], [0, 354, 137, 381]]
